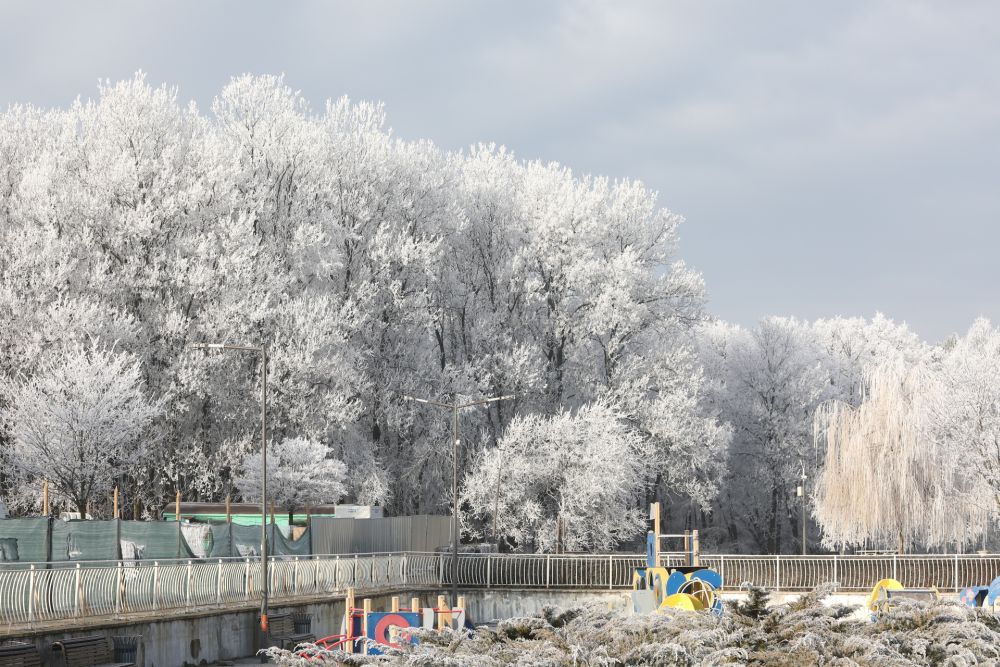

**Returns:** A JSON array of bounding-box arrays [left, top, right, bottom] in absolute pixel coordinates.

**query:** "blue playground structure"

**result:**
[[631, 502, 724, 615]]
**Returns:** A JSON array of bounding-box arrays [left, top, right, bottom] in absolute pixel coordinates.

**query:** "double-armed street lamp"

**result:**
[[403, 393, 514, 605], [190, 342, 270, 632]]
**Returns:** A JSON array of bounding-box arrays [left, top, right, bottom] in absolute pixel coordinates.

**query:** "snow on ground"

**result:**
[[264, 586, 1000, 666]]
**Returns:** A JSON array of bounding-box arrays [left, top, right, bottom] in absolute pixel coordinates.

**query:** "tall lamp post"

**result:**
[[404, 393, 513, 605], [797, 464, 807, 556], [191, 342, 269, 632]]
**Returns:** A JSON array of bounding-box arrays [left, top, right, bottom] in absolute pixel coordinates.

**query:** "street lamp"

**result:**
[[403, 393, 514, 605], [191, 342, 270, 632], [797, 464, 807, 556]]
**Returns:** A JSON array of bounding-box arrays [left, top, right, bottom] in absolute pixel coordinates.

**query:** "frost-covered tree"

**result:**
[[699, 318, 832, 553], [0, 342, 161, 515], [462, 403, 647, 552], [698, 314, 928, 553], [814, 361, 987, 551], [0, 72, 719, 530], [811, 313, 926, 404], [235, 436, 348, 509], [928, 319, 1000, 520]]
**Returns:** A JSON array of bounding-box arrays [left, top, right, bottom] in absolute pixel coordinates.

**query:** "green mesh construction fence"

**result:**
[[203, 522, 309, 558], [50, 519, 119, 562], [0, 517, 322, 563], [0, 517, 50, 564], [273, 525, 310, 557], [120, 521, 196, 561]]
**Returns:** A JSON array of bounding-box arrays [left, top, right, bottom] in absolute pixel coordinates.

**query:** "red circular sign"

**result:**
[[374, 613, 414, 648]]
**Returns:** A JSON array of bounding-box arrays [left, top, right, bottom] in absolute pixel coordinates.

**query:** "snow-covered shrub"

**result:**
[[263, 590, 1000, 666]]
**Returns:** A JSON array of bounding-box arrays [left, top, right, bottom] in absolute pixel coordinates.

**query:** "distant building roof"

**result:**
[[162, 502, 340, 516]]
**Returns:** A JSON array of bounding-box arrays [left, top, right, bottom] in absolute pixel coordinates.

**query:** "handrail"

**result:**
[[1, 551, 418, 567], [2, 552, 998, 629]]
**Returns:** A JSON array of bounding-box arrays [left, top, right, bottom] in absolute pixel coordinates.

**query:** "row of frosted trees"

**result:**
[[0, 74, 997, 554]]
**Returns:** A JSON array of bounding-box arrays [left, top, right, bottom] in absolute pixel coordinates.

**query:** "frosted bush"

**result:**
[[264, 590, 1000, 666]]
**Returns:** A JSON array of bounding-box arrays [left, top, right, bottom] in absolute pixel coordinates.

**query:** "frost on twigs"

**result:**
[[0, 73, 723, 523], [264, 593, 1000, 666]]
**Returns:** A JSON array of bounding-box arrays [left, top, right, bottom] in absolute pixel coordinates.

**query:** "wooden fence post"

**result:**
[[437, 594, 448, 630], [344, 588, 355, 654], [362, 598, 372, 654]]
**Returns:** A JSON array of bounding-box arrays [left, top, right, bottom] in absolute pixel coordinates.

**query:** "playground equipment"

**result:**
[[867, 578, 939, 617], [959, 576, 1000, 610], [631, 503, 723, 615], [303, 590, 467, 657]]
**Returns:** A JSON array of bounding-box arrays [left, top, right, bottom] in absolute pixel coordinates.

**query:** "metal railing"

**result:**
[[3, 552, 999, 628], [443, 553, 1000, 594], [446, 553, 646, 589], [0, 553, 441, 628], [698, 554, 1000, 593]]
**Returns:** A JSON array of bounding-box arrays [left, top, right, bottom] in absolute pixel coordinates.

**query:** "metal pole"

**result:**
[[260, 346, 269, 632], [401, 394, 513, 608], [452, 404, 459, 607], [189, 341, 270, 629], [801, 493, 806, 556], [799, 466, 807, 556]]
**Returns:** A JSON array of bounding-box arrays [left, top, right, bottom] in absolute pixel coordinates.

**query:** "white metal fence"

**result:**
[[697, 554, 1000, 593], [0, 553, 441, 627], [3, 553, 999, 627], [444, 553, 1000, 593]]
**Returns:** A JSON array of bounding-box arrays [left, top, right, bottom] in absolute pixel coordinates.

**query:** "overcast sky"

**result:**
[[2, 1, 997, 342]]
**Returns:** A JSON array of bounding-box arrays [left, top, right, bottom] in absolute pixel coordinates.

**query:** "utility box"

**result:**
[[334, 505, 383, 519]]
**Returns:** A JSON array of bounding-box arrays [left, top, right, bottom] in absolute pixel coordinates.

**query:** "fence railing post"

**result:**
[[438, 553, 444, 588], [244, 558, 251, 600], [293, 557, 299, 596], [832, 555, 838, 589], [720, 556, 726, 591], [152, 561, 160, 611], [354, 554, 359, 589], [186, 560, 193, 607], [775, 555, 781, 592], [892, 554, 897, 582], [74, 564, 82, 617], [216, 559, 223, 605], [28, 565, 36, 622], [608, 556, 613, 590], [954, 554, 959, 592], [546, 554, 551, 589], [115, 562, 123, 615]]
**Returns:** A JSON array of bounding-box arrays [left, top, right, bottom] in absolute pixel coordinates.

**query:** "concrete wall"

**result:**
[[6, 592, 409, 667], [459, 589, 631, 622]]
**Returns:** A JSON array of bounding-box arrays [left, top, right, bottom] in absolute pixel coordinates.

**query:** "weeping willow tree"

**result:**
[[814, 361, 986, 552]]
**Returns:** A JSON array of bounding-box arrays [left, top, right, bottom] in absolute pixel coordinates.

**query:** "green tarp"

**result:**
[[0, 516, 321, 563], [120, 521, 196, 561], [0, 517, 50, 564], [50, 519, 119, 562], [206, 522, 310, 558]]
